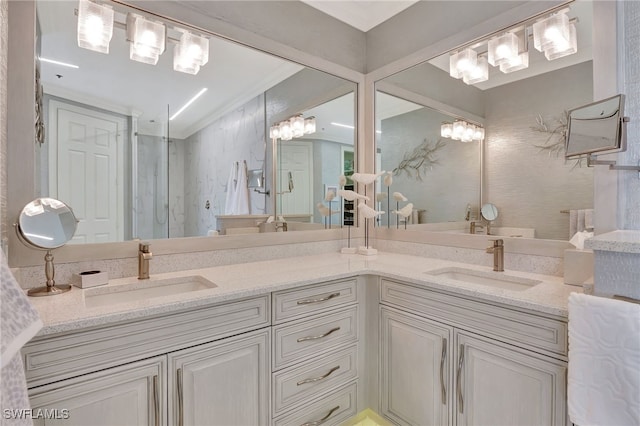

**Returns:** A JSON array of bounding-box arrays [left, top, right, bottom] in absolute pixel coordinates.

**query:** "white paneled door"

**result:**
[[278, 141, 313, 216], [49, 101, 125, 243]]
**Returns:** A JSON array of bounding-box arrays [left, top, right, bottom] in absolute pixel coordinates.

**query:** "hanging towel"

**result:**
[[233, 160, 250, 215], [584, 209, 594, 230], [568, 293, 640, 426], [1, 251, 43, 426], [569, 209, 593, 239], [224, 161, 238, 215]]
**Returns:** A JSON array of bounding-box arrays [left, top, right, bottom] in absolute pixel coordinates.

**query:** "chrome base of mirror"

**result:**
[[27, 284, 72, 297]]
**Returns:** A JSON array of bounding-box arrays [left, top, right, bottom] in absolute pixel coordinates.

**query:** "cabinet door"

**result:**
[[29, 356, 166, 426], [168, 329, 270, 426], [455, 332, 566, 426], [380, 307, 452, 426]]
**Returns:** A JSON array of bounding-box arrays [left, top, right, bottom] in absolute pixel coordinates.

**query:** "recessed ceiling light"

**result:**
[[169, 88, 208, 121], [39, 57, 79, 69]]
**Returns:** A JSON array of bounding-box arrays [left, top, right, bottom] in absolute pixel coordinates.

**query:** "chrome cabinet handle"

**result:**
[[300, 405, 340, 426], [456, 344, 465, 414], [440, 337, 447, 405], [153, 375, 160, 426], [297, 366, 340, 386], [297, 327, 340, 342], [297, 292, 340, 305], [177, 368, 184, 426]]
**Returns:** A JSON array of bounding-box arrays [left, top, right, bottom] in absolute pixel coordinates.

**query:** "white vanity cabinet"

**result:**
[[379, 278, 568, 426], [24, 296, 270, 426], [271, 277, 361, 425]]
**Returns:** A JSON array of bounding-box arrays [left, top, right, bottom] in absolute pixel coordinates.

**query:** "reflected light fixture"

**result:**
[[169, 88, 207, 121], [463, 56, 489, 84], [291, 115, 305, 138], [174, 29, 209, 75], [304, 117, 316, 134], [449, 48, 477, 79], [77, 0, 114, 54], [279, 121, 293, 141], [127, 13, 166, 65], [271, 115, 316, 140], [442, 120, 484, 142]]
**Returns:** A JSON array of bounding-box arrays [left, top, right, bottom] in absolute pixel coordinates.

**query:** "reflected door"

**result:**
[[278, 141, 313, 216], [49, 101, 125, 243]]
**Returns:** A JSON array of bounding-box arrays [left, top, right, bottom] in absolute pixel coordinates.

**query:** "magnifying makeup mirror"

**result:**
[[481, 203, 499, 222], [15, 197, 77, 296]]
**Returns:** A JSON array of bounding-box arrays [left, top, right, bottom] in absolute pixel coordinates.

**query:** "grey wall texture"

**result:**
[[0, 0, 7, 252]]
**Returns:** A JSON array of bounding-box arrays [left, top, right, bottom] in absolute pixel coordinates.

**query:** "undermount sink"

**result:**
[[84, 275, 217, 307], [426, 267, 541, 291]]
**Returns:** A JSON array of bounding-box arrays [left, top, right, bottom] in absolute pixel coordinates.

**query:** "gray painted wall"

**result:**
[[484, 62, 594, 240], [0, 0, 6, 252]]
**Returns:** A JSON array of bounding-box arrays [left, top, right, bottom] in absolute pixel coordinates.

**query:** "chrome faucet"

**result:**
[[138, 243, 152, 279], [486, 239, 504, 272], [275, 221, 288, 232]]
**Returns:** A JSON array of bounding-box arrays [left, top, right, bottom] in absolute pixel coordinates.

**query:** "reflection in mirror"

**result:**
[[35, 0, 356, 242], [566, 94, 626, 157], [375, 91, 481, 228], [16, 198, 77, 296], [481, 203, 499, 222], [376, 1, 596, 240]]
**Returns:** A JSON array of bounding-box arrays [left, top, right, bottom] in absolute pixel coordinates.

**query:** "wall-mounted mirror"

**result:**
[[35, 0, 356, 242], [376, 0, 595, 240], [566, 94, 626, 158]]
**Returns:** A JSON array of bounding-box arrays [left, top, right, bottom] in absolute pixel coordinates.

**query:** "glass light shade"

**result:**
[[269, 124, 280, 139], [463, 56, 489, 85], [452, 120, 466, 140], [77, 0, 114, 54], [488, 32, 519, 66], [177, 30, 209, 66], [464, 124, 476, 141], [279, 121, 292, 141], [499, 51, 529, 73], [304, 117, 316, 134], [291, 116, 304, 138], [129, 14, 165, 65], [473, 127, 485, 141], [441, 123, 453, 138], [173, 43, 201, 74], [449, 49, 477, 79], [533, 12, 570, 53], [544, 23, 577, 60]]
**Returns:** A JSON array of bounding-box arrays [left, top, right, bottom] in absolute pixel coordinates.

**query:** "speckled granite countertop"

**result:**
[[586, 230, 640, 253], [29, 252, 579, 337]]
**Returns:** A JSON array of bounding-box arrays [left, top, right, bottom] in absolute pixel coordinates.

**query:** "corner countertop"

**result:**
[[585, 230, 640, 254], [28, 252, 579, 337]]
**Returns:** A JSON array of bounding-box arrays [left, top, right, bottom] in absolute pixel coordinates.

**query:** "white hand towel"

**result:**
[[569, 210, 578, 239], [233, 161, 250, 215], [224, 162, 238, 215], [568, 293, 640, 426], [577, 209, 586, 235], [1, 251, 43, 425], [584, 209, 594, 230]]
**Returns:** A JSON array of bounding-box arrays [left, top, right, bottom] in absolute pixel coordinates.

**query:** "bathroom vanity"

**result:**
[[22, 252, 574, 426]]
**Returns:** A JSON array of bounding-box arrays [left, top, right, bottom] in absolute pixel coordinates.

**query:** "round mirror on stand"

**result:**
[[481, 203, 499, 222], [15, 197, 77, 297]]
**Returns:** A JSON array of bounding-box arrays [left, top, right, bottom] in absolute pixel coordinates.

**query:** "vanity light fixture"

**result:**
[[270, 115, 316, 141], [127, 13, 166, 65], [304, 117, 316, 135], [449, 6, 577, 86], [173, 29, 209, 75], [441, 120, 484, 142], [279, 120, 293, 141], [291, 115, 305, 138], [269, 124, 281, 139], [169, 87, 207, 121], [77, 0, 114, 54]]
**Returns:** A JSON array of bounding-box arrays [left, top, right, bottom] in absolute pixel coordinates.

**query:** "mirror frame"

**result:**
[[7, 0, 365, 267]]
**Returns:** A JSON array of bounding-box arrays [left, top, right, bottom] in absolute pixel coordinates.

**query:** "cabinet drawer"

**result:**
[[24, 296, 270, 387], [380, 279, 567, 357], [273, 344, 358, 416], [272, 278, 358, 324], [273, 306, 359, 370], [273, 381, 358, 426]]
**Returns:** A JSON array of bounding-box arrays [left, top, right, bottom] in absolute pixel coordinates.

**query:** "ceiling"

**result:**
[[300, 0, 419, 32]]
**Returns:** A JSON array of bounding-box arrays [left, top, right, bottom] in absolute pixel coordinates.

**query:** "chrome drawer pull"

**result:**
[[297, 327, 341, 342], [300, 405, 340, 426], [153, 375, 160, 426], [297, 366, 340, 386], [457, 344, 465, 414], [440, 337, 447, 405], [177, 368, 184, 426], [297, 292, 341, 305]]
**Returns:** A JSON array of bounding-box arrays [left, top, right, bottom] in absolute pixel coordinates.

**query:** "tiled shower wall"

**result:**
[[0, 0, 7, 253], [621, 1, 640, 229]]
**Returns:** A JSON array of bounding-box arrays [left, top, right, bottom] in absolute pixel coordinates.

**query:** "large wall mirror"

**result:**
[[375, 0, 594, 241], [35, 0, 356, 244]]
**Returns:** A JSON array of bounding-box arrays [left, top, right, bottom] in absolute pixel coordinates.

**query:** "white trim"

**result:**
[[44, 84, 142, 118]]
